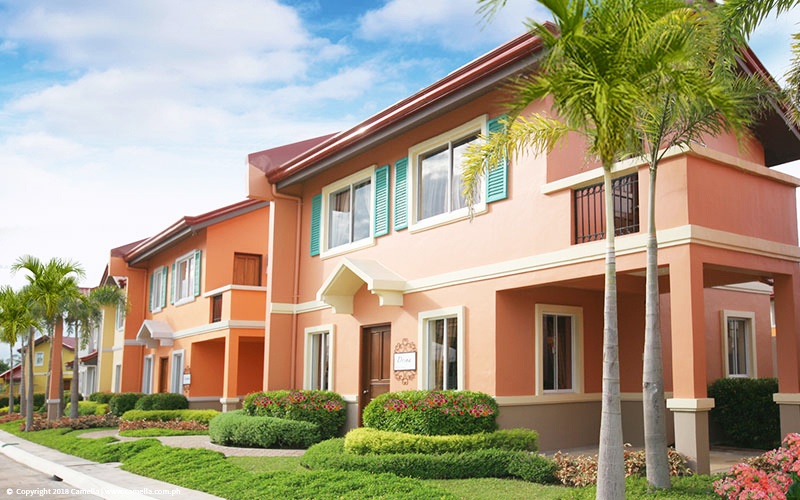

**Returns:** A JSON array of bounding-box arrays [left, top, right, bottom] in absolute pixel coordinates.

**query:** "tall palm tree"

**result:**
[[65, 285, 127, 418], [11, 256, 85, 420], [0, 286, 40, 415], [467, 1, 717, 497]]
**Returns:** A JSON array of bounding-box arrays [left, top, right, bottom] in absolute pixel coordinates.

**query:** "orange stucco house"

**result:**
[[243, 31, 800, 473], [106, 199, 269, 410]]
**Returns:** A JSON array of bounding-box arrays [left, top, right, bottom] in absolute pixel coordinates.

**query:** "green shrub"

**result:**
[[708, 377, 780, 449], [209, 411, 321, 449], [120, 409, 218, 424], [362, 390, 498, 435], [242, 390, 346, 439], [344, 427, 538, 455], [88, 392, 114, 404], [108, 393, 145, 416], [134, 393, 189, 411], [64, 401, 109, 416], [507, 452, 560, 484], [302, 438, 556, 482]]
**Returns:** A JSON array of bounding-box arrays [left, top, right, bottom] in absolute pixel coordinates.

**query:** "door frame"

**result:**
[[359, 323, 391, 426]]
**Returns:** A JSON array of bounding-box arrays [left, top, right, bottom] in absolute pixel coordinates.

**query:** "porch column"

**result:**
[[221, 332, 240, 412], [772, 272, 800, 437], [666, 248, 712, 474], [47, 320, 64, 420]]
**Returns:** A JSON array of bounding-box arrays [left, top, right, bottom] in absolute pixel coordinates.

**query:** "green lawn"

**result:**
[[0, 421, 720, 499]]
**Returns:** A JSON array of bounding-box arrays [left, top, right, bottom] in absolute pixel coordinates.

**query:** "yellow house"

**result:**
[[1, 335, 76, 396]]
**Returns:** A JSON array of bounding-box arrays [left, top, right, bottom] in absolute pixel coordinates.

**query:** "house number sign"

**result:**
[[393, 338, 417, 385]]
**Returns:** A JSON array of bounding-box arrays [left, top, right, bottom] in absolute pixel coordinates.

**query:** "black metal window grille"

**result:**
[[574, 173, 639, 244]]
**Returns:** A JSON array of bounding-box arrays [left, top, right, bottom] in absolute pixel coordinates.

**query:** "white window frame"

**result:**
[[535, 304, 584, 395], [173, 252, 197, 306], [34, 352, 44, 367], [721, 310, 757, 378], [170, 349, 185, 394], [150, 266, 166, 313], [114, 364, 122, 393], [418, 306, 465, 391], [303, 325, 335, 391], [142, 355, 154, 394], [320, 165, 376, 258], [115, 300, 126, 331], [408, 115, 488, 232]]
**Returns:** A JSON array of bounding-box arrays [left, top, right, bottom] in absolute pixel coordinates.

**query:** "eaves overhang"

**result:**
[[270, 30, 547, 189], [317, 258, 406, 314]]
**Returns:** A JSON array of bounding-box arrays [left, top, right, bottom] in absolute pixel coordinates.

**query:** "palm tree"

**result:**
[[467, 1, 720, 497], [0, 286, 40, 415], [11, 256, 85, 420], [65, 285, 127, 418]]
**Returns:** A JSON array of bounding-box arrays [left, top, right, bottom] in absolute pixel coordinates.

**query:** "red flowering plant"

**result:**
[[363, 390, 499, 435], [242, 390, 346, 439], [714, 432, 800, 499]]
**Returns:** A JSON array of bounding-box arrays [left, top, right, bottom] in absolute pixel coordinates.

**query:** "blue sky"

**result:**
[[0, 0, 798, 289]]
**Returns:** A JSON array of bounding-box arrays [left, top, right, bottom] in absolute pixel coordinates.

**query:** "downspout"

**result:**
[[271, 183, 302, 389]]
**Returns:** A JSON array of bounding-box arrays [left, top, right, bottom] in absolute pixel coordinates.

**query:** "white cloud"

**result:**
[[748, 5, 800, 85]]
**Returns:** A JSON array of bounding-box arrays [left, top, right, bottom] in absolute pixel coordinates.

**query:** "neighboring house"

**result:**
[[2, 336, 76, 395], [245, 31, 800, 474], [108, 199, 270, 410], [72, 283, 117, 397]]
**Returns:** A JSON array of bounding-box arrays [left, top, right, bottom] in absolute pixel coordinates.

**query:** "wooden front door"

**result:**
[[159, 357, 169, 393], [360, 325, 391, 420]]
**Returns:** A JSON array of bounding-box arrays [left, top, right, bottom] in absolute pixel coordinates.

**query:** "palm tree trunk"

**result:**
[[644, 164, 670, 488], [596, 167, 625, 500], [8, 344, 14, 415], [70, 322, 80, 419], [19, 347, 25, 417], [46, 320, 63, 420], [25, 327, 34, 431]]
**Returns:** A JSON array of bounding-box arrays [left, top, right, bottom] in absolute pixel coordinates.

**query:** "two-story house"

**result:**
[[246, 31, 800, 473], [106, 199, 270, 410]]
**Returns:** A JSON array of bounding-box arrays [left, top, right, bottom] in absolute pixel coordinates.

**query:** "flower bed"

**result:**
[[714, 432, 800, 498], [22, 414, 119, 431], [209, 411, 321, 449], [242, 390, 345, 439]]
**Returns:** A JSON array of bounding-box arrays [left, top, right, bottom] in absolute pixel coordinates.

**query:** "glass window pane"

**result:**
[[428, 319, 445, 389], [419, 147, 449, 220], [543, 315, 555, 391], [328, 187, 351, 248], [353, 180, 371, 242], [446, 318, 458, 390], [557, 316, 572, 390], [451, 135, 480, 211]]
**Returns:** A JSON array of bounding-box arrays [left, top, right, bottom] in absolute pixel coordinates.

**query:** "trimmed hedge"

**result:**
[[209, 411, 321, 449], [302, 438, 557, 482], [134, 393, 189, 411], [88, 392, 114, 404], [120, 409, 219, 424], [242, 390, 346, 439], [708, 377, 780, 449], [344, 427, 538, 455], [109, 393, 145, 416], [64, 401, 109, 416], [362, 390, 498, 435], [0, 393, 45, 411]]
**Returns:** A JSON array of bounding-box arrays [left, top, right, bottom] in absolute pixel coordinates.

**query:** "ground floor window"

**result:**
[[80, 366, 96, 397], [142, 355, 153, 394], [535, 304, 583, 394], [722, 310, 756, 378], [114, 364, 121, 392], [419, 306, 465, 391], [171, 350, 185, 394], [304, 326, 334, 391]]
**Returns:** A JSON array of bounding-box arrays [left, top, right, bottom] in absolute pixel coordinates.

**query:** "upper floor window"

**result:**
[[149, 266, 168, 312], [574, 172, 640, 244], [115, 301, 125, 331], [172, 250, 201, 306], [35, 352, 44, 366], [233, 253, 262, 286]]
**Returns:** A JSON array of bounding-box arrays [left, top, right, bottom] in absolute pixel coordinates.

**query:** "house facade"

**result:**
[[107, 199, 270, 410], [244, 32, 800, 473], [4, 336, 76, 395]]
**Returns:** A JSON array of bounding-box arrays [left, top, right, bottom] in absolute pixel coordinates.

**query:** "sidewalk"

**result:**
[[0, 429, 222, 500]]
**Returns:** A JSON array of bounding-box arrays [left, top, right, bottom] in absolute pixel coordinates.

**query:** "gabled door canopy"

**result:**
[[317, 258, 405, 314], [136, 320, 175, 348]]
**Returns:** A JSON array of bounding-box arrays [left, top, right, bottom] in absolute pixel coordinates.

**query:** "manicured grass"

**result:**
[[228, 456, 307, 474], [429, 478, 573, 499], [119, 428, 209, 437]]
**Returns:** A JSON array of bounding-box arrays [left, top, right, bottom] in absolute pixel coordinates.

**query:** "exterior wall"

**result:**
[[27, 341, 74, 395]]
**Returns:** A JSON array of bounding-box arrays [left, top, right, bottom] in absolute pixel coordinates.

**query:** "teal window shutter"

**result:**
[[486, 115, 508, 203], [160, 266, 168, 309], [193, 250, 202, 297], [393, 157, 408, 231], [310, 194, 322, 256], [148, 273, 155, 312], [170, 263, 176, 305], [374, 165, 390, 237]]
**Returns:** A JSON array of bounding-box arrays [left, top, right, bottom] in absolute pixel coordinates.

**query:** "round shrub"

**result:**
[[344, 427, 538, 455], [88, 392, 114, 404], [302, 438, 556, 482], [708, 377, 780, 449], [362, 390, 498, 435], [242, 390, 346, 439], [507, 453, 560, 484], [109, 392, 145, 416], [134, 393, 189, 411], [209, 410, 321, 449]]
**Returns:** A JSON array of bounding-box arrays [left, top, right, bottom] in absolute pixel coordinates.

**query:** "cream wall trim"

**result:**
[[203, 284, 267, 298], [666, 398, 715, 412], [188, 396, 222, 403], [495, 392, 661, 406], [541, 144, 800, 195], [271, 300, 330, 315], [713, 282, 774, 295], [171, 320, 266, 340], [124, 339, 146, 346], [774, 393, 800, 405], [342, 394, 358, 403], [109, 346, 124, 352], [219, 397, 240, 404]]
